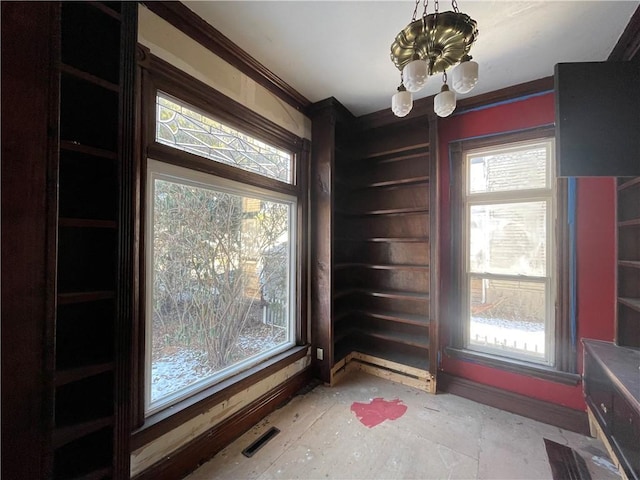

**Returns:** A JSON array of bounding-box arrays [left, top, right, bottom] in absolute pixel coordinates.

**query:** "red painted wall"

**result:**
[[438, 92, 616, 411]]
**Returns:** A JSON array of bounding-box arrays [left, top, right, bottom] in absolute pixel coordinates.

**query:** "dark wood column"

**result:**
[[1, 3, 59, 478], [309, 102, 337, 383]]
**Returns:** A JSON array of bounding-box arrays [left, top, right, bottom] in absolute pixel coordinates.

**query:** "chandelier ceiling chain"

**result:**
[[390, 0, 479, 118], [411, 0, 420, 21]]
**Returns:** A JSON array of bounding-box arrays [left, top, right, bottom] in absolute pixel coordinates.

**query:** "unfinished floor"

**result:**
[[186, 371, 621, 479]]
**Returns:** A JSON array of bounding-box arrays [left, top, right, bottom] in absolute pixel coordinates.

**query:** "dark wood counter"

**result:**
[[583, 339, 640, 480]]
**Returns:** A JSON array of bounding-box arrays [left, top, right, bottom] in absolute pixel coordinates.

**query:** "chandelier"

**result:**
[[390, 0, 479, 118]]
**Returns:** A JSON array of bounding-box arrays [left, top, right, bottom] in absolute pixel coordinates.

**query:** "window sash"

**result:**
[[144, 159, 297, 415], [461, 140, 556, 366]]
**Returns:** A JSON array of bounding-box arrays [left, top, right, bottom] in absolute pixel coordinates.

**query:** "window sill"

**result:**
[[444, 347, 581, 386], [131, 344, 310, 450]]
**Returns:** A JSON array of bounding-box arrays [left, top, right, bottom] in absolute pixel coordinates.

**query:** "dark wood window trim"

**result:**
[[447, 125, 578, 384], [131, 345, 308, 449], [132, 49, 310, 439]]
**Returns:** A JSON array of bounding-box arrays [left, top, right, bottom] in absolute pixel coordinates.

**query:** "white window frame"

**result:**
[[145, 159, 297, 415], [462, 139, 556, 366]]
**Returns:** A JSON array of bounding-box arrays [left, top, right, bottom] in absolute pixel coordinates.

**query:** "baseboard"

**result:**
[[438, 372, 589, 435], [331, 351, 435, 393], [133, 368, 313, 480]]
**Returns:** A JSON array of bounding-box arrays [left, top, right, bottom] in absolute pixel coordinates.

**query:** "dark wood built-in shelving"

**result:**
[[57, 291, 115, 305], [59, 218, 118, 229], [45, 2, 137, 478], [60, 63, 120, 92], [619, 219, 640, 227], [326, 107, 436, 387], [616, 176, 640, 348], [619, 260, 640, 269], [55, 362, 115, 387], [60, 140, 118, 159], [53, 417, 115, 449], [338, 237, 430, 243], [334, 263, 429, 271], [619, 297, 640, 313], [357, 310, 429, 327]]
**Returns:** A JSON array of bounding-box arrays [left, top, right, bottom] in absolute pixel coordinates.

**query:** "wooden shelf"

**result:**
[[333, 310, 353, 323], [619, 218, 640, 227], [619, 260, 640, 269], [53, 417, 114, 448], [61, 63, 119, 92], [59, 218, 117, 229], [60, 140, 117, 160], [361, 327, 429, 350], [55, 363, 114, 387], [334, 287, 429, 301], [357, 310, 429, 327], [357, 176, 429, 190], [71, 466, 113, 480], [57, 291, 115, 305], [351, 341, 430, 372], [339, 207, 429, 217], [618, 297, 640, 313], [88, 2, 121, 20], [334, 262, 428, 271], [618, 177, 640, 191], [337, 237, 429, 243]]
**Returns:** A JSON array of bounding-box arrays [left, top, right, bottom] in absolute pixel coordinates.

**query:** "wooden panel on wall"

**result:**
[[1, 4, 58, 478]]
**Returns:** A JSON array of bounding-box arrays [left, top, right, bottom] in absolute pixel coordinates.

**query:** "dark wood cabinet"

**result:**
[[555, 61, 640, 177], [583, 340, 640, 480]]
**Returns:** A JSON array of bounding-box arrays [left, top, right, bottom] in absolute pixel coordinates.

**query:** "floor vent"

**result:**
[[544, 438, 592, 480], [242, 427, 280, 458]]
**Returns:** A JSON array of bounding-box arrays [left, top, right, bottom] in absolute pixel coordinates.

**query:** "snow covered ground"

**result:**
[[151, 317, 546, 403], [470, 316, 545, 356], [151, 324, 285, 402]]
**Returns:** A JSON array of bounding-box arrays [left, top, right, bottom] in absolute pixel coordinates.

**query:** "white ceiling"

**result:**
[[185, 1, 638, 117]]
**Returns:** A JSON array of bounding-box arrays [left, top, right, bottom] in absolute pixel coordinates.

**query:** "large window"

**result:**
[[142, 88, 306, 416], [146, 161, 296, 413], [449, 128, 576, 378], [464, 139, 555, 365]]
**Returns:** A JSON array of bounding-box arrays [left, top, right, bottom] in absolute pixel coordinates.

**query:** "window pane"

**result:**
[[468, 143, 549, 194], [469, 201, 547, 276], [156, 92, 293, 184], [150, 177, 293, 409], [469, 277, 546, 360]]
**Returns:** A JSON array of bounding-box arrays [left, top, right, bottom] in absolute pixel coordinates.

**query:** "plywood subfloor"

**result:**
[[186, 371, 621, 479]]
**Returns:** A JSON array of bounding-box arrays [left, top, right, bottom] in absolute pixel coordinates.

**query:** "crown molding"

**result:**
[[142, 2, 311, 113]]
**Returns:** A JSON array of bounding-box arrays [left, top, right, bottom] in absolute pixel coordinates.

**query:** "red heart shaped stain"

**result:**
[[350, 398, 407, 428]]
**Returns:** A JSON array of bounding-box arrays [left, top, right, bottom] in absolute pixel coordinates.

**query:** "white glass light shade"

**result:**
[[451, 60, 478, 94], [392, 89, 413, 117], [402, 59, 429, 93], [434, 86, 456, 117]]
